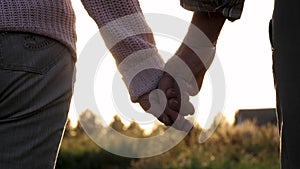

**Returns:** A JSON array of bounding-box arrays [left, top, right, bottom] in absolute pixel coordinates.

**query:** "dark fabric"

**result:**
[[271, 0, 300, 168], [0, 32, 75, 169], [180, 0, 245, 21]]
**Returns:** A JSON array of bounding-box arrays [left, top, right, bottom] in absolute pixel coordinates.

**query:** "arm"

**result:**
[[191, 12, 226, 45], [80, 0, 193, 131], [80, 0, 164, 102], [160, 0, 246, 121], [174, 12, 226, 92], [165, 0, 245, 95]]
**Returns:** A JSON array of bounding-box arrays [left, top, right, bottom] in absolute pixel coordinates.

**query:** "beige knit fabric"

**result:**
[[81, 0, 165, 101]]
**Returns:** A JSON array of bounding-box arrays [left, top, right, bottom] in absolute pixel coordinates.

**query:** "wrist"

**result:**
[[175, 44, 207, 81], [117, 48, 164, 102], [191, 12, 226, 45]]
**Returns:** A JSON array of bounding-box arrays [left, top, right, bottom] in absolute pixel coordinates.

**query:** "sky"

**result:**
[[69, 0, 276, 129]]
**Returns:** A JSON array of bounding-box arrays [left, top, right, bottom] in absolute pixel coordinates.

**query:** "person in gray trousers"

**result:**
[[0, 0, 193, 168]]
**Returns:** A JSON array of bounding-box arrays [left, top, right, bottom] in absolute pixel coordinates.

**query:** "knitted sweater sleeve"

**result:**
[[80, 0, 164, 102]]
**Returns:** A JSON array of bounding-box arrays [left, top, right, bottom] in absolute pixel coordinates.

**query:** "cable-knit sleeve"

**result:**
[[80, 0, 164, 102]]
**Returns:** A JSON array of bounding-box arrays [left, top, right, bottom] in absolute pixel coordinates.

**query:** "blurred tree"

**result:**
[[126, 121, 144, 138], [110, 115, 125, 134]]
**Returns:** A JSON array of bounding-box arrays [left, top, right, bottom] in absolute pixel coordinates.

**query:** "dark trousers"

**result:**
[[0, 32, 75, 169], [271, 0, 300, 168]]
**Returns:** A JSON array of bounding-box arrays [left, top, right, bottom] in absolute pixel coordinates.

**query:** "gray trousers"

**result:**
[[0, 32, 75, 169], [272, 0, 300, 168]]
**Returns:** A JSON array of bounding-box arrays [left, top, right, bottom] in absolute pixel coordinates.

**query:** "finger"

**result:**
[[158, 114, 172, 126], [179, 102, 195, 116], [178, 92, 195, 115], [166, 88, 178, 99], [173, 115, 194, 132], [158, 73, 175, 92], [163, 107, 179, 124], [138, 93, 151, 111], [168, 98, 180, 111], [167, 96, 194, 116], [147, 89, 166, 118], [164, 108, 193, 132], [180, 100, 195, 116]]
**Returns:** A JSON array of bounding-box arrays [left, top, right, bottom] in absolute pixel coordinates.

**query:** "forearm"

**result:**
[[176, 0, 245, 78], [174, 12, 225, 89], [191, 12, 226, 45], [166, 0, 245, 95], [80, 0, 164, 102]]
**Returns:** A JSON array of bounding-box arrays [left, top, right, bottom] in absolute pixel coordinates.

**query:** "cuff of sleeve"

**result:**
[[180, 0, 245, 21], [118, 48, 165, 102], [129, 69, 164, 102]]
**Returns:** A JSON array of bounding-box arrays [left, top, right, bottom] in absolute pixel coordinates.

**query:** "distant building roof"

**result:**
[[234, 108, 277, 126]]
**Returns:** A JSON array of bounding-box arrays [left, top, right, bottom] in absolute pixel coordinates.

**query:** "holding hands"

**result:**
[[136, 12, 226, 132], [137, 72, 194, 132]]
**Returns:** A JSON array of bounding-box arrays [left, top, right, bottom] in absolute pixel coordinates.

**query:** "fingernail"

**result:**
[[167, 89, 176, 96]]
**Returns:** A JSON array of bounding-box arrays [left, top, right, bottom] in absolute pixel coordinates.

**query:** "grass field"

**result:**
[[56, 113, 280, 169]]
